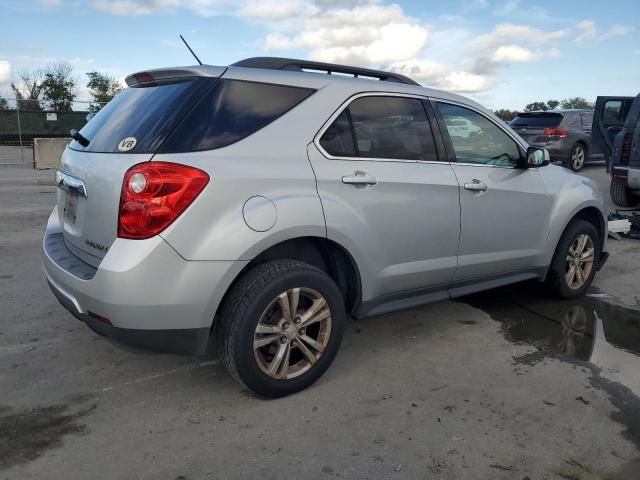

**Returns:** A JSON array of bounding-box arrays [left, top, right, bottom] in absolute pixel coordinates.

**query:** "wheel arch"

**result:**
[[211, 236, 363, 333]]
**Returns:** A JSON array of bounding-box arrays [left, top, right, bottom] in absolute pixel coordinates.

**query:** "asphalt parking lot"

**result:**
[[1, 163, 639, 479]]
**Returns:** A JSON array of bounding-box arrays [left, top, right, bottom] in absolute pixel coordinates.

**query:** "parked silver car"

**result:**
[[510, 110, 604, 171], [43, 58, 608, 397]]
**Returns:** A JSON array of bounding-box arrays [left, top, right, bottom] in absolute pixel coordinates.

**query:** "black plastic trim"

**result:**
[[44, 232, 97, 280]]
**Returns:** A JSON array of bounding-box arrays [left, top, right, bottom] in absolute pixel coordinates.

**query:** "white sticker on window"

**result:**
[[117, 137, 137, 152]]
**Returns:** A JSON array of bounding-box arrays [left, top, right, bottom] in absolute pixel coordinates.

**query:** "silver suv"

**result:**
[[43, 57, 608, 397]]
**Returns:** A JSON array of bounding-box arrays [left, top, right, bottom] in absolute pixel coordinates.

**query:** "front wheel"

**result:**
[[216, 260, 345, 398], [567, 143, 587, 171], [546, 220, 600, 299]]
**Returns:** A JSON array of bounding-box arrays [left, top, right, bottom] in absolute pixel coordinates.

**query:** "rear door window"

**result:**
[[319, 96, 439, 161], [581, 112, 594, 129], [160, 80, 315, 153], [319, 110, 357, 157]]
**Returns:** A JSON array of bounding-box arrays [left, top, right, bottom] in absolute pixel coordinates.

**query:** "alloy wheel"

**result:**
[[253, 287, 332, 380], [571, 145, 585, 170], [565, 234, 595, 290]]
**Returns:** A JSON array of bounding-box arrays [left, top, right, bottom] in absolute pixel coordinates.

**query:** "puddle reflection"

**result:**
[[462, 284, 640, 395]]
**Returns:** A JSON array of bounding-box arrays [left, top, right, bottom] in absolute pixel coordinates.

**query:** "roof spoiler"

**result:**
[[232, 57, 420, 86], [124, 66, 226, 86]]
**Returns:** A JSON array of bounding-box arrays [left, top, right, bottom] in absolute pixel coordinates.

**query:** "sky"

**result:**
[[1, 0, 639, 110]]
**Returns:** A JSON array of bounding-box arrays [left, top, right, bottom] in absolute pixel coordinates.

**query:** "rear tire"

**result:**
[[567, 143, 587, 172], [546, 220, 600, 299], [610, 178, 640, 208], [216, 259, 345, 398]]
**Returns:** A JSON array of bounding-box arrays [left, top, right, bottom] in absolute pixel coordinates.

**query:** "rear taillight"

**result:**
[[118, 162, 209, 240], [620, 133, 633, 165], [542, 127, 569, 137]]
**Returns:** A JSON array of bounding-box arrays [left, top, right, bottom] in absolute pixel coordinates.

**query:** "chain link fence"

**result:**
[[0, 98, 107, 165]]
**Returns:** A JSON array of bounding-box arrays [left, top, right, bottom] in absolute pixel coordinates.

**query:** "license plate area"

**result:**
[[63, 192, 78, 224]]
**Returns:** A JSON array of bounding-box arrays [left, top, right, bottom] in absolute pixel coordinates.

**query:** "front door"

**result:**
[[432, 100, 550, 282], [592, 96, 634, 169], [308, 94, 461, 302]]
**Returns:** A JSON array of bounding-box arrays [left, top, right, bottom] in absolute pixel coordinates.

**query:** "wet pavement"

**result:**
[[2, 164, 640, 479], [464, 283, 640, 398]]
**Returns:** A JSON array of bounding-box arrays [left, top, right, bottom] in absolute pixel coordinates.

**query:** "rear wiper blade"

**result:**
[[70, 129, 90, 147]]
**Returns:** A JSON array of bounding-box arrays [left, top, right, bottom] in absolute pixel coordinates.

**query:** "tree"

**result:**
[[560, 97, 594, 110], [524, 101, 549, 112], [546, 99, 560, 110], [494, 109, 518, 121], [0, 95, 9, 110], [41, 61, 76, 111], [10, 69, 44, 111], [86, 71, 122, 111]]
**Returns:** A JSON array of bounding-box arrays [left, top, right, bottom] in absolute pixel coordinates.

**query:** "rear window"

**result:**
[[70, 78, 213, 153], [71, 78, 315, 154], [510, 113, 563, 128], [160, 80, 314, 153]]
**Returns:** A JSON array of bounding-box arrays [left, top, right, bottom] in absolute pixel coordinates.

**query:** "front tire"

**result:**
[[216, 260, 345, 398], [567, 143, 587, 172], [546, 220, 600, 299], [610, 178, 640, 208]]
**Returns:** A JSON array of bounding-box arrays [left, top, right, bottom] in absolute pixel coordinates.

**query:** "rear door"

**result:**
[[308, 94, 460, 301], [580, 111, 603, 158], [432, 100, 550, 282], [592, 96, 634, 168]]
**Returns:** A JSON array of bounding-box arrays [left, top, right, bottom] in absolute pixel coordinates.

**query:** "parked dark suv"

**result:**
[[510, 110, 604, 171], [592, 94, 640, 207]]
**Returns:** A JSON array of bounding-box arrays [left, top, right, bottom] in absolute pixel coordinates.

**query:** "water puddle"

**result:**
[[462, 283, 640, 396]]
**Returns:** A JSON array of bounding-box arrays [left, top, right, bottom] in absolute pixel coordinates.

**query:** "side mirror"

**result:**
[[525, 146, 550, 168]]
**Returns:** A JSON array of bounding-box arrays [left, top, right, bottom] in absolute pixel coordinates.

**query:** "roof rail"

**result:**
[[231, 57, 420, 86]]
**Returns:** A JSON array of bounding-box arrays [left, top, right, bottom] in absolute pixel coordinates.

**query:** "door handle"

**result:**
[[342, 171, 378, 187], [463, 179, 488, 192]]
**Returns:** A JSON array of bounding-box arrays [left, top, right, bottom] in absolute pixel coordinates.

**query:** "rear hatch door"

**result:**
[[509, 112, 563, 144], [56, 68, 223, 267]]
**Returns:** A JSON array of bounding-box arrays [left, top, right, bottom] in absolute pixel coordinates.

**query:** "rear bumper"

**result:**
[[42, 207, 248, 355]]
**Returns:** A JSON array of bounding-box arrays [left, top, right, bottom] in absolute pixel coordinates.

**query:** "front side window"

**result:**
[[436, 102, 521, 167], [319, 96, 439, 161]]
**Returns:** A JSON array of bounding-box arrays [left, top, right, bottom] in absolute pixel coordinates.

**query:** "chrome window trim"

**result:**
[[313, 91, 445, 164]]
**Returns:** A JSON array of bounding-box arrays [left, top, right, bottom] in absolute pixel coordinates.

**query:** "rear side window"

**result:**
[[70, 78, 212, 153], [161, 80, 315, 153], [510, 113, 563, 128], [319, 96, 439, 161]]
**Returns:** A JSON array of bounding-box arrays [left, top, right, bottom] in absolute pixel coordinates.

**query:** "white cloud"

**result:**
[[574, 20, 596, 42], [388, 59, 488, 93], [472, 23, 568, 50], [600, 24, 634, 40], [0, 61, 11, 83], [263, 3, 429, 66], [93, 0, 229, 16], [239, 0, 318, 21], [492, 45, 535, 63]]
